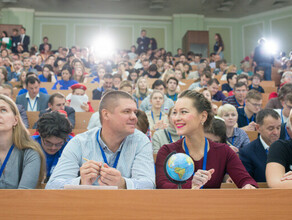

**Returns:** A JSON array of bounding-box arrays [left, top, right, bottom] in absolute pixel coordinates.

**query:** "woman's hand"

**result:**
[[192, 169, 215, 189], [242, 184, 256, 189], [81, 102, 89, 112], [229, 145, 239, 153]]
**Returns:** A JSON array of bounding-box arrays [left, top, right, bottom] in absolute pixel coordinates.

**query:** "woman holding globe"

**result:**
[[155, 90, 257, 189]]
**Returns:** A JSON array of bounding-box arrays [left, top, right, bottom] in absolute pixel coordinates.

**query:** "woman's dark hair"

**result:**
[[178, 90, 214, 129], [37, 111, 73, 141], [61, 65, 73, 79], [215, 33, 224, 50], [2, 31, 8, 37], [136, 110, 149, 134], [204, 118, 227, 143], [43, 64, 54, 82]]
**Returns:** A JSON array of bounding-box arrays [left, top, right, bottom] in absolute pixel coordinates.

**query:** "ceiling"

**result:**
[[1, 0, 292, 18]]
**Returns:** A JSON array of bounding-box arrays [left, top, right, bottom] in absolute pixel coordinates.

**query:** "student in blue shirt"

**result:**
[[33, 111, 73, 182], [52, 66, 78, 90], [38, 64, 57, 83], [237, 89, 262, 131]]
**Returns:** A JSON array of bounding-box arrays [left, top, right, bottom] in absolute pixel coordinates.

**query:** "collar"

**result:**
[[97, 128, 123, 153], [25, 92, 40, 100], [259, 135, 269, 150], [232, 127, 240, 137]]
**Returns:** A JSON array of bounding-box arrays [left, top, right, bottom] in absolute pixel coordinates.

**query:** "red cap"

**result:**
[[70, 83, 87, 91], [57, 110, 68, 118]]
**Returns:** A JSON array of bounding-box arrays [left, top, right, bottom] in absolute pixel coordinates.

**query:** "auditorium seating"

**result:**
[[27, 111, 40, 129], [75, 112, 94, 129]]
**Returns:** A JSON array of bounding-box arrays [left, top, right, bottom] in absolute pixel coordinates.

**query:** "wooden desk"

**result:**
[[0, 189, 291, 219]]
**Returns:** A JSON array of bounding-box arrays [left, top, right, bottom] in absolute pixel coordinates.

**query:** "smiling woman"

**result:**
[[0, 95, 45, 189], [155, 90, 257, 189]]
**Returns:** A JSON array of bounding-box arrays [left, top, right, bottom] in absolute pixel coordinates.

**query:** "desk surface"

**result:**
[[0, 189, 291, 219]]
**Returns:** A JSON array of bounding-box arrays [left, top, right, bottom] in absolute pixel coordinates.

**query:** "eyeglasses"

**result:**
[[248, 102, 262, 108], [235, 90, 247, 93], [42, 139, 64, 148]]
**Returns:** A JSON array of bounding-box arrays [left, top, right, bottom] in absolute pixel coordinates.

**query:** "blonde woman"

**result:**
[[217, 104, 250, 150], [0, 95, 45, 188], [133, 77, 150, 102]]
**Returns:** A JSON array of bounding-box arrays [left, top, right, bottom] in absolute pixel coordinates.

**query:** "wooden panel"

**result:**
[[75, 112, 93, 129], [262, 86, 277, 94], [261, 81, 275, 87], [90, 100, 100, 112], [262, 93, 270, 109], [0, 190, 292, 219], [246, 131, 258, 142], [27, 111, 40, 129], [221, 182, 268, 189]]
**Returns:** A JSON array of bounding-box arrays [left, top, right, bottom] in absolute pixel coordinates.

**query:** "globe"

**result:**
[[165, 153, 195, 182]]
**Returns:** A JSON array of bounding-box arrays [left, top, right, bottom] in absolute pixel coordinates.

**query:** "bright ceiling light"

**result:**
[[92, 35, 115, 58]]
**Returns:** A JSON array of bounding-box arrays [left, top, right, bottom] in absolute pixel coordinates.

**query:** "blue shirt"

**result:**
[[237, 108, 256, 128], [227, 127, 250, 149], [45, 127, 155, 189], [32, 135, 73, 180], [17, 87, 48, 96], [38, 74, 57, 83], [52, 80, 78, 90]]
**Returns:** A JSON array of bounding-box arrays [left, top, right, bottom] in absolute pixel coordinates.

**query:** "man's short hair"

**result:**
[[207, 78, 220, 86], [152, 79, 165, 89], [119, 80, 132, 90], [0, 84, 13, 96], [21, 27, 26, 31], [25, 76, 40, 86], [237, 74, 248, 83], [284, 93, 292, 103], [166, 77, 178, 85], [278, 83, 292, 101], [251, 73, 262, 81], [99, 90, 135, 124], [43, 36, 48, 40], [256, 109, 280, 126], [37, 111, 72, 141], [234, 82, 248, 90], [246, 89, 262, 101], [103, 73, 113, 80], [48, 93, 65, 105], [227, 72, 237, 83], [201, 71, 212, 79], [113, 73, 122, 80]]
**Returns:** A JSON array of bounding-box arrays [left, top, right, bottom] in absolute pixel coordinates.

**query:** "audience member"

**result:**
[[33, 111, 73, 182], [217, 104, 250, 149], [239, 109, 281, 182], [146, 90, 169, 131], [67, 84, 94, 112], [156, 90, 257, 189], [222, 72, 237, 93], [249, 74, 265, 93], [223, 82, 247, 108], [16, 77, 50, 111], [46, 90, 155, 189], [166, 77, 178, 101], [19, 27, 30, 53], [237, 90, 262, 131], [39, 36, 52, 53], [37, 93, 75, 128], [152, 107, 181, 153], [266, 110, 292, 188], [52, 66, 78, 90], [140, 79, 174, 113], [207, 78, 226, 101], [0, 85, 29, 128], [0, 95, 45, 189], [188, 71, 212, 90], [92, 73, 113, 100], [38, 64, 56, 83], [266, 83, 292, 109], [136, 30, 150, 55], [274, 93, 292, 124]]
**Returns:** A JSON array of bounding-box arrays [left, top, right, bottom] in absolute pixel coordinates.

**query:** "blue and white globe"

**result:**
[[166, 153, 195, 182]]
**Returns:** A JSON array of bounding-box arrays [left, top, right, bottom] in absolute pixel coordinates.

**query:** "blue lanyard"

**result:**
[[231, 136, 235, 145], [151, 111, 162, 124], [96, 130, 121, 169], [183, 137, 208, 189], [167, 131, 182, 143], [285, 127, 290, 140], [27, 97, 38, 111], [245, 114, 255, 125], [0, 145, 14, 178], [235, 97, 245, 108], [281, 110, 284, 123]]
